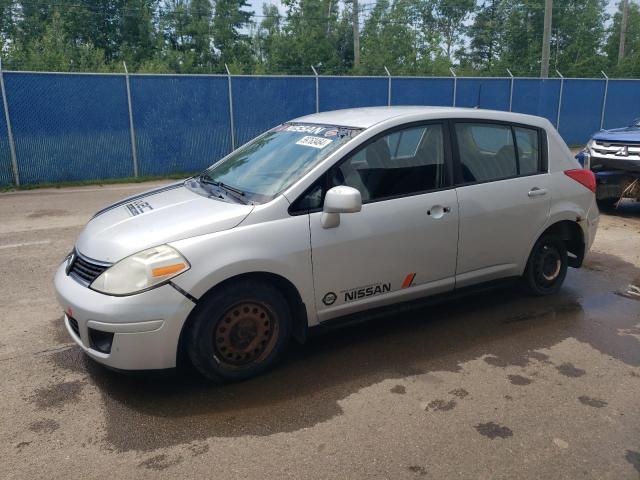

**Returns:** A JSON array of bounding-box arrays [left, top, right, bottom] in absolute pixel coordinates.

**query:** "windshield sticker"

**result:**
[[287, 125, 326, 134], [272, 124, 327, 135], [296, 136, 333, 149], [324, 129, 339, 137]]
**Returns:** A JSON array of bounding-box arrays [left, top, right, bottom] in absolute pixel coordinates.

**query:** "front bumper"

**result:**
[[54, 262, 196, 370], [591, 155, 640, 174]]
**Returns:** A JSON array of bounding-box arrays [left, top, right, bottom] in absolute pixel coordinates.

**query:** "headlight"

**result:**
[[585, 138, 595, 151], [90, 245, 190, 296]]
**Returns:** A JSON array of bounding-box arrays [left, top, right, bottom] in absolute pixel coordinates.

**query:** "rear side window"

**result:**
[[456, 123, 516, 182], [455, 122, 544, 183], [514, 127, 540, 175]]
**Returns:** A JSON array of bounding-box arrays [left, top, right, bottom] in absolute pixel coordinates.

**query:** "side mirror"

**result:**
[[321, 186, 362, 229]]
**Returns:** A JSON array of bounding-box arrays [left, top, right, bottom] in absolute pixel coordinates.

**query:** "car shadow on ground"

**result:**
[[49, 252, 640, 452]]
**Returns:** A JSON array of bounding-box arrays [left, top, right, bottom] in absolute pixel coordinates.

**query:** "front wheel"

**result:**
[[522, 234, 568, 296], [186, 281, 292, 382]]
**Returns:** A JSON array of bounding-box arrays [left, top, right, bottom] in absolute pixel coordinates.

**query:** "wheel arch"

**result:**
[[535, 220, 585, 268]]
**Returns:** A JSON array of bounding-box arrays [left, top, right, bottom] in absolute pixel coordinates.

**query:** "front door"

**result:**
[[306, 122, 460, 321]]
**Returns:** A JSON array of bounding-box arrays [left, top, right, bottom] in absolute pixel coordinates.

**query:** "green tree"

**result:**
[[359, 0, 420, 74], [120, 0, 159, 67], [253, 4, 281, 70], [426, 0, 475, 61], [551, 0, 608, 76], [261, 0, 348, 74], [8, 9, 106, 71], [459, 0, 504, 73], [212, 0, 253, 72], [605, 0, 640, 77]]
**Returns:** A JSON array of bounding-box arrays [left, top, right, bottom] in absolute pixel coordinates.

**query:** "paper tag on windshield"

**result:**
[[296, 136, 333, 149]]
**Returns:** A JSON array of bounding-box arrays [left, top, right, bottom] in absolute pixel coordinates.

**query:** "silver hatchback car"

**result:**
[[54, 107, 599, 382]]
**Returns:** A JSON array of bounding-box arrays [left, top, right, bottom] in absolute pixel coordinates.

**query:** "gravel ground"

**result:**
[[0, 181, 638, 479]]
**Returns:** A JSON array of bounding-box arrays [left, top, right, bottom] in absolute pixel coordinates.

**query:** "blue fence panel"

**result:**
[[130, 75, 231, 176], [319, 77, 388, 111], [558, 79, 606, 145], [4, 72, 132, 184], [233, 76, 316, 146], [456, 79, 511, 110], [603, 80, 640, 130], [3, 73, 640, 186], [391, 78, 454, 106], [0, 104, 12, 186], [511, 79, 561, 126]]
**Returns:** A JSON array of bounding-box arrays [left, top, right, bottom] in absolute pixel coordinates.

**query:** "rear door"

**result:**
[[452, 121, 551, 287]]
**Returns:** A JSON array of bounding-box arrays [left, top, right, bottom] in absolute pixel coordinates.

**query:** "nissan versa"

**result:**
[[54, 107, 599, 382]]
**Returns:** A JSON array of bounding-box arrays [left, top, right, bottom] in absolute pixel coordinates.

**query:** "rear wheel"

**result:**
[[522, 234, 568, 296], [186, 281, 291, 382]]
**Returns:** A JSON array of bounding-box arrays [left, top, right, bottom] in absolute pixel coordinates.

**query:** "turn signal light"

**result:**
[[152, 263, 187, 277], [564, 169, 596, 193]]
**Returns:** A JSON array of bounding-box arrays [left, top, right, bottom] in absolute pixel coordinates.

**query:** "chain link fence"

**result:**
[[1, 69, 639, 187]]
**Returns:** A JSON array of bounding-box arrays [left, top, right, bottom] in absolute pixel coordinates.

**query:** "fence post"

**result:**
[[311, 65, 319, 113], [600, 70, 609, 130], [384, 66, 391, 106], [225, 64, 236, 151], [0, 59, 19, 186], [507, 69, 514, 112], [123, 62, 139, 178], [449, 67, 457, 107], [555, 69, 564, 132]]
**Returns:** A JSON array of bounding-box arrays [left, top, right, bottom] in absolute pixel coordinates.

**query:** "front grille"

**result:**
[[592, 141, 640, 160], [68, 251, 110, 286], [68, 316, 80, 337]]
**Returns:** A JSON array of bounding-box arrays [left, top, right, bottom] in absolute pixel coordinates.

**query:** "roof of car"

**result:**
[[293, 106, 547, 129]]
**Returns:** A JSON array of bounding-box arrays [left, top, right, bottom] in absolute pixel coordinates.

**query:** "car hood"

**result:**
[[592, 126, 640, 143], [76, 182, 253, 262]]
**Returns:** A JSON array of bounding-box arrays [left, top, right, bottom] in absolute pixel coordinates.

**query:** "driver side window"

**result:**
[[330, 124, 447, 203]]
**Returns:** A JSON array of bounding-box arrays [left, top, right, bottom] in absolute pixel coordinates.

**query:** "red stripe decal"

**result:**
[[401, 273, 416, 289]]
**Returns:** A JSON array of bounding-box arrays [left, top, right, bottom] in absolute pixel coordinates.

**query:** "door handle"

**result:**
[[427, 205, 451, 218], [528, 187, 547, 197]]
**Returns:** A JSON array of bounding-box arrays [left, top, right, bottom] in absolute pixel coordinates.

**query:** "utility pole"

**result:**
[[353, 0, 360, 67], [541, 0, 552, 78], [618, 0, 629, 65]]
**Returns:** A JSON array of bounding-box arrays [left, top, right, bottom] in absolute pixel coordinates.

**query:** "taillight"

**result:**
[[564, 169, 596, 193]]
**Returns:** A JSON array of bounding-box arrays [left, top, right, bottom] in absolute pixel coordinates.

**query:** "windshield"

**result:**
[[199, 123, 362, 203]]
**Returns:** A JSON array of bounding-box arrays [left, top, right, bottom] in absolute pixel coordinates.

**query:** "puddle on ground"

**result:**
[[474, 422, 513, 439], [46, 252, 640, 452], [27, 380, 86, 410]]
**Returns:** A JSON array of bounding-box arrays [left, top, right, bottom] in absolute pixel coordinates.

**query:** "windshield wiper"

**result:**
[[198, 175, 247, 203]]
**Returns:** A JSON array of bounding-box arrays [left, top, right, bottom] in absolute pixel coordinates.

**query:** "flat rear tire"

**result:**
[[522, 234, 568, 296]]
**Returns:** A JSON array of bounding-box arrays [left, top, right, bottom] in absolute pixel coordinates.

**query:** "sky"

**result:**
[[246, 0, 622, 22]]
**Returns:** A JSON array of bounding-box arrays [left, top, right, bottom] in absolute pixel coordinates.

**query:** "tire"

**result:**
[[186, 280, 292, 382], [522, 234, 568, 296]]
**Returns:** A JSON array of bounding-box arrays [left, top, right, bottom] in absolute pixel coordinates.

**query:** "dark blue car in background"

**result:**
[[577, 118, 640, 208]]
